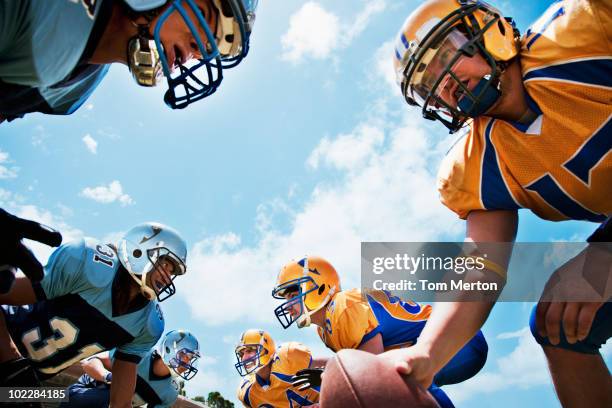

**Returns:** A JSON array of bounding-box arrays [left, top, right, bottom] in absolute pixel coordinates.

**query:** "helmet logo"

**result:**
[[309, 268, 320, 275], [140, 226, 162, 244]]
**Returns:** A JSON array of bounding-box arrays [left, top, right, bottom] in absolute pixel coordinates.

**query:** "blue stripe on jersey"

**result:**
[[481, 120, 521, 211], [271, 371, 294, 383], [525, 4, 565, 50], [358, 326, 382, 348], [367, 300, 426, 348], [526, 175, 607, 222], [564, 115, 612, 185], [243, 383, 253, 407], [524, 58, 612, 88]]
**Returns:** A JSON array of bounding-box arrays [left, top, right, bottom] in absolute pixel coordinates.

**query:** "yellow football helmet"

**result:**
[[272, 256, 340, 329], [234, 329, 276, 376], [393, 0, 519, 132]]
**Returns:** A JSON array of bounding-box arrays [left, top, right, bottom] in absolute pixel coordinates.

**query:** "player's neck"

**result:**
[[90, 3, 137, 65], [309, 307, 327, 327], [486, 58, 536, 124], [256, 362, 272, 382]]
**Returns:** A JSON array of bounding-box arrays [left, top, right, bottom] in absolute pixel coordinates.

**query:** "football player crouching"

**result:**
[[0, 222, 188, 408], [391, 1, 611, 406], [273, 256, 489, 408], [62, 329, 200, 408], [235, 329, 322, 408]]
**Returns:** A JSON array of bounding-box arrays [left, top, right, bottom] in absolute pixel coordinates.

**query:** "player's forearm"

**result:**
[[416, 301, 494, 372], [82, 358, 111, 382]]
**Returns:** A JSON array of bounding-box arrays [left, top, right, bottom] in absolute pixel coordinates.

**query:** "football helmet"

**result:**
[[234, 329, 276, 376], [123, 0, 258, 109], [393, 0, 519, 132], [272, 256, 340, 329], [159, 329, 200, 380], [117, 222, 187, 302]]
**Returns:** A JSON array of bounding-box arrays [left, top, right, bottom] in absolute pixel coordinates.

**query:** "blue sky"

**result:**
[[0, 0, 609, 406]]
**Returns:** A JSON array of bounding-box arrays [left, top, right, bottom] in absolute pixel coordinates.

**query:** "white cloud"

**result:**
[[0, 149, 19, 179], [307, 124, 384, 170], [179, 103, 460, 325], [80, 180, 134, 206], [374, 39, 401, 96], [281, 1, 386, 64], [82, 133, 98, 154], [445, 327, 551, 403]]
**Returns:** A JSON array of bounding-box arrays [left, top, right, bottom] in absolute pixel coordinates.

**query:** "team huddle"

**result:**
[[0, 0, 610, 407]]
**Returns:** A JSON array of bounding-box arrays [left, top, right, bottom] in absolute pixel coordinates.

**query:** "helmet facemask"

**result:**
[[125, 0, 258, 109], [168, 348, 200, 380], [234, 344, 266, 376], [398, 2, 514, 132]]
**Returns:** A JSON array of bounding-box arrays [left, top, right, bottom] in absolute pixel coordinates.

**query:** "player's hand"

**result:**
[[381, 346, 436, 389], [0, 208, 62, 291], [291, 368, 324, 391], [535, 301, 603, 345], [536, 244, 611, 345]]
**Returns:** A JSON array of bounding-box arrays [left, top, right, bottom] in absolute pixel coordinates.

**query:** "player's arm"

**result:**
[[81, 352, 112, 383], [393, 209, 516, 387], [310, 357, 330, 367], [109, 358, 137, 408], [0, 276, 36, 305], [357, 332, 384, 354]]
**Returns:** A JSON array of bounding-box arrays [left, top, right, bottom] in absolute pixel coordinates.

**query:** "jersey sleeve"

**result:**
[[334, 301, 380, 350], [115, 304, 164, 363], [37, 239, 88, 300], [437, 126, 487, 219], [237, 377, 254, 408]]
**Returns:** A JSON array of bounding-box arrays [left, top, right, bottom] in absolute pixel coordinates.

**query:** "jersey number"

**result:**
[[22, 317, 103, 374], [526, 116, 611, 222]]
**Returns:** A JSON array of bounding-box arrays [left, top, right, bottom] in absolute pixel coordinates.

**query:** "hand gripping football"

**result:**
[[320, 349, 441, 408]]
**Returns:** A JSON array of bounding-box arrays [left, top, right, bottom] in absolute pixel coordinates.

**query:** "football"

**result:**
[[320, 349, 441, 408]]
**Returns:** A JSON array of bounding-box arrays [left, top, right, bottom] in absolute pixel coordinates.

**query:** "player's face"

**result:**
[[285, 290, 303, 318], [147, 256, 178, 294], [434, 53, 491, 110], [153, 0, 218, 72], [240, 347, 257, 363], [175, 350, 194, 374]]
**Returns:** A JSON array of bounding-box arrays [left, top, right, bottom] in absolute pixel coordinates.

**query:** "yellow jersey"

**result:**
[[237, 342, 319, 408], [317, 289, 432, 352], [438, 0, 611, 222]]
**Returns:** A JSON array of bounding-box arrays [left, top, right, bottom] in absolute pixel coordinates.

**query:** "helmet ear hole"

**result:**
[[133, 249, 142, 258], [318, 284, 326, 295], [497, 19, 506, 35]]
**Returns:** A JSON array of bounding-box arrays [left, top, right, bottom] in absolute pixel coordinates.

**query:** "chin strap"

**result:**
[[125, 5, 165, 87]]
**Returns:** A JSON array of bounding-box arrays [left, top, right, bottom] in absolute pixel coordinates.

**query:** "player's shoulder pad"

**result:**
[[284, 341, 312, 358], [79, 238, 119, 288]]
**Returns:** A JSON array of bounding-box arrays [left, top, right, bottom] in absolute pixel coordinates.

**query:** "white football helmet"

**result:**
[[117, 222, 187, 301], [159, 329, 201, 380]]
